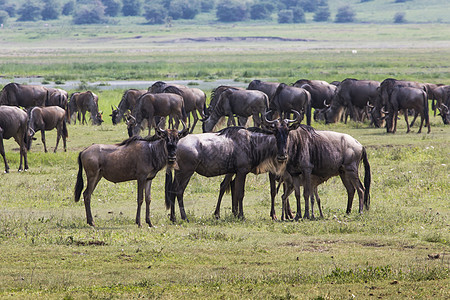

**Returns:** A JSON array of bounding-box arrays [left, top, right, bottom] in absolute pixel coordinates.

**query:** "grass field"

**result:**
[[0, 22, 449, 299]]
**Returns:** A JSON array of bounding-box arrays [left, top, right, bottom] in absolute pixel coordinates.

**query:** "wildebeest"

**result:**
[[284, 126, 371, 220], [269, 83, 312, 126], [324, 78, 380, 124], [431, 85, 450, 120], [27, 106, 68, 153], [149, 81, 206, 133], [74, 121, 188, 227], [46, 88, 69, 109], [247, 79, 280, 102], [292, 79, 337, 109], [202, 88, 269, 132], [0, 83, 48, 108], [0, 106, 29, 172], [67, 91, 103, 125], [111, 89, 147, 125], [385, 86, 430, 133], [127, 92, 187, 137], [206, 86, 249, 127], [166, 113, 299, 222]]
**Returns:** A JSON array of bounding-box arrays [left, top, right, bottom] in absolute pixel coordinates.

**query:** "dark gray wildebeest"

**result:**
[[67, 91, 103, 125], [149, 81, 206, 133], [166, 114, 299, 222], [292, 79, 337, 110], [127, 92, 187, 137], [0, 83, 48, 108], [269, 83, 312, 126], [27, 106, 68, 153], [247, 79, 280, 102], [372, 78, 428, 128], [74, 121, 188, 227], [201, 88, 269, 132], [46, 88, 69, 109], [385, 86, 430, 133], [206, 86, 249, 127], [431, 85, 450, 122], [323, 78, 380, 124], [0, 106, 29, 173], [111, 89, 147, 125]]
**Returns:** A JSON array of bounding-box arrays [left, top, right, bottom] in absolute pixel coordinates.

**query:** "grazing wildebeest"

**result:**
[[201, 88, 269, 132], [27, 106, 68, 153], [111, 89, 147, 125], [292, 79, 337, 109], [127, 92, 187, 137], [0, 83, 48, 108], [46, 88, 69, 109], [269, 83, 312, 126], [206, 85, 248, 127], [0, 106, 29, 173], [385, 86, 430, 133], [431, 85, 450, 119], [324, 78, 380, 124], [74, 121, 188, 227], [247, 79, 280, 102], [67, 91, 103, 125], [284, 126, 371, 220], [149, 81, 206, 133], [166, 113, 299, 222]]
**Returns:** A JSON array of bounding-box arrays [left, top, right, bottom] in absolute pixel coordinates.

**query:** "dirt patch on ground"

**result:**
[[161, 36, 314, 43]]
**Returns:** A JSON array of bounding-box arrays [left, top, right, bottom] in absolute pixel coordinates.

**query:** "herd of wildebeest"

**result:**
[[0, 78, 449, 227]]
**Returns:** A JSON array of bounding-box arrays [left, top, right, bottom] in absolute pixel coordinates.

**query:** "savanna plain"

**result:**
[[0, 22, 449, 299]]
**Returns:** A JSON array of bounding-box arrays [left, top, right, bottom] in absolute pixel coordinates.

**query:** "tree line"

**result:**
[[0, 0, 370, 26]]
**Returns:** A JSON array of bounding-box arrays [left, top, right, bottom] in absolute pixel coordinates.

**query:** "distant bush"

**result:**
[[42, 0, 61, 20], [0, 10, 8, 24], [313, 5, 330, 22], [62, 1, 75, 16], [278, 9, 293, 23], [394, 12, 406, 23], [216, 0, 248, 22], [1, 1, 16, 18], [102, 0, 122, 17], [250, 2, 275, 20], [200, 0, 215, 12], [143, 3, 167, 24], [17, 1, 42, 21], [292, 7, 305, 23], [73, 1, 107, 24], [335, 5, 355, 23], [169, 0, 200, 20], [122, 0, 142, 16]]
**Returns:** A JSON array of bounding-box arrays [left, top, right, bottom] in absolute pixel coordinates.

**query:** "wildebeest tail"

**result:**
[[164, 168, 173, 209], [62, 119, 68, 139], [74, 153, 84, 202], [305, 91, 312, 126], [362, 147, 371, 210], [423, 90, 430, 126]]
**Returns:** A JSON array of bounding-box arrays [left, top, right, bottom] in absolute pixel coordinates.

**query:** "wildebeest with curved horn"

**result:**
[[292, 79, 337, 110], [74, 120, 188, 227], [284, 126, 371, 220], [67, 91, 103, 125], [0, 106, 29, 173], [27, 106, 68, 153], [0, 83, 48, 108], [149, 81, 206, 133], [269, 83, 312, 126], [127, 92, 187, 137], [111, 89, 147, 125], [166, 112, 300, 222], [202, 88, 269, 132], [247, 79, 280, 102], [385, 86, 430, 133]]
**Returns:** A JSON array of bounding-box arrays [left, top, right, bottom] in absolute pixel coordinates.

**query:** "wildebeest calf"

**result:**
[[27, 106, 68, 153]]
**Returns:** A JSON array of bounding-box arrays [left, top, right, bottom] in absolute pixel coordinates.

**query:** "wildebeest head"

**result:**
[[94, 111, 104, 125], [156, 120, 189, 164], [438, 104, 450, 124], [263, 110, 300, 163], [110, 105, 119, 125]]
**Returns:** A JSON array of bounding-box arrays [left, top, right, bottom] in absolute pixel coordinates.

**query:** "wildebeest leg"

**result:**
[[314, 187, 324, 218], [269, 173, 278, 220], [54, 126, 62, 153], [82, 110, 87, 125], [292, 175, 303, 221], [189, 111, 198, 134], [214, 174, 234, 219], [144, 179, 153, 227], [339, 173, 356, 214], [13, 133, 28, 172], [302, 173, 313, 219], [0, 133, 9, 173], [410, 111, 418, 128], [417, 112, 425, 134], [172, 171, 194, 221], [281, 182, 294, 221], [238, 116, 248, 127], [233, 173, 247, 219], [41, 130, 48, 153], [404, 109, 411, 133], [135, 178, 146, 227], [83, 170, 102, 226]]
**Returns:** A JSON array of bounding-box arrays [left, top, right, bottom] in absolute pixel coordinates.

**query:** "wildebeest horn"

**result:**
[[115, 105, 119, 110], [323, 100, 330, 108], [367, 101, 374, 109], [178, 120, 188, 135], [156, 119, 166, 134], [285, 110, 301, 124], [381, 107, 389, 114], [264, 110, 277, 124]]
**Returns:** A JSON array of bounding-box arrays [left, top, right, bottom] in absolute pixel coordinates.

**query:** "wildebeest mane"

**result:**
[[117, 134, 161, 146], [162, 85, 184, 97], [216, 126, 246, 137]]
